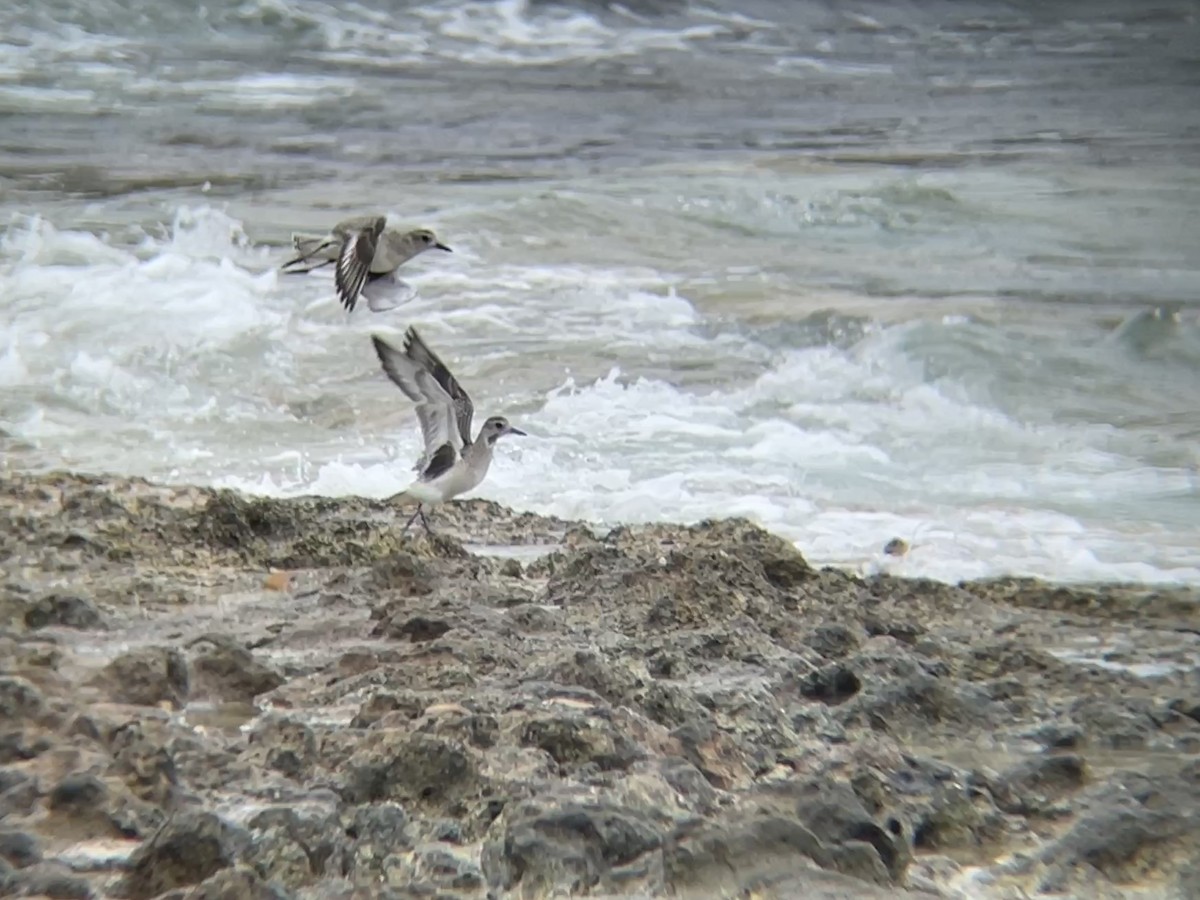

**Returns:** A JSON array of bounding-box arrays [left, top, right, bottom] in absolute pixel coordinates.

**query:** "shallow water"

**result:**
[[2, 0, 1199, 585]]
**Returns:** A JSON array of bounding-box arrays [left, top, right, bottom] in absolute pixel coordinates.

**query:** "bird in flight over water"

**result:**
[[282, 214, 451, 313]]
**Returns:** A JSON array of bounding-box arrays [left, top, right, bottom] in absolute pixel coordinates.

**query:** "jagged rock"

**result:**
[[376, 614, 455, 643], [340, 733, 479, 811], [669, 718, 756, 790], [0, 729, 53, 764], [1066, 693, 1196, 752], [0, 768, 38, 819], [106, 720, 181, 809], [481, 798, 664, 896], [787, 780, 911, 884], [23, 594, 105, 631], [524, 649, 648, 707], [630, 680, 711, 729], [0, 829, 40, 867], [908, 781, 1005, 855], [0, 676, 45, 723], [366, 552, 438, 595], [243, 715, 317, 779], [1178, 859, 1200, 900], [993, 753, 1088, 816], [190, 490, 417, 568], [413, 703, 499, 750], [4, 861, 94, 898], [833, 642, 1001, 737], [188, 634, 284, 701], [46, 768, 168, 843], [193, 492, 299, 552], [1027, 768, 1200, 892], [797, 663, 862, 704], [117, 810, 249, 900], [244, 805, 345, 890], [48, 772, 108, 813], [504, 603, 564, 634], [962, 577, 1200, 622], [542, 519, 812, 632], [665, 815, 827, 894], [0, 589, 32, 631], [152, 863, 290, 900], [615, 757, 723, 822], [350, 691, 425, 729], [518, 709, 644, 772], [2, 472, 1197, 900], [341, 802, 411, 878], [410, 842, 485, 891], [805, 622, 863, 659], [100, 646, 189, 708]]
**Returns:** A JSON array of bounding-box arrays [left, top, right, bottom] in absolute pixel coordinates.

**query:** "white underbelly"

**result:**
[[406, 458, 489, 505]]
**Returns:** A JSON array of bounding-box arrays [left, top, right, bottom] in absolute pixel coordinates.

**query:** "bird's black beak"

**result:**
[[508, 427, 527, 436], [435, 242, 452, 252]]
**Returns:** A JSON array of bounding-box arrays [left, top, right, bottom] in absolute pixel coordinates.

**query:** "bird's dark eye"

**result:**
[[422, 234, 431, 242]]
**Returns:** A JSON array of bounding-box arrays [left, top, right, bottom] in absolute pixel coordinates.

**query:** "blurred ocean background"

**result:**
[[1, 0, 1198, 584]]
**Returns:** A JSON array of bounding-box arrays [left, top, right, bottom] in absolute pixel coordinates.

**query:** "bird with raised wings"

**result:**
[[371, 327, 525, 535], [282, 215, 452, 313]]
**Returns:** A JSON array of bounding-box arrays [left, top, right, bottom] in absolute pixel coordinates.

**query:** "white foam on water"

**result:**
[[1, 208, 300, 471], [0, 84, 99, 113], [3, 205, 1198, 587], [178, 72, 360, 111], [0, 0, 738, 114], [411, 0, 726, 65], [290, 0, 731, 67]]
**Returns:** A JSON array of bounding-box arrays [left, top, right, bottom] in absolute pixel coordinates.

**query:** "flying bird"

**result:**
[[282, 214, 451, 313]]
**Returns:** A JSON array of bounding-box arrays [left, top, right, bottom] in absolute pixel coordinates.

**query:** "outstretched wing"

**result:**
[[402, 326, 474, 447], [335, 216, 386, 312], [420, 443, 458, 482], [371, 334, 460, 470], [330, 213, 387, 239]]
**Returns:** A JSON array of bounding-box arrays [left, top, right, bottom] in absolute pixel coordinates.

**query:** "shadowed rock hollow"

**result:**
[[1, 471, 1198, 899]]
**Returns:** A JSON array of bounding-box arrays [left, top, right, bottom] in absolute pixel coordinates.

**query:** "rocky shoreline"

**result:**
[[1, 470, 1197, 899]]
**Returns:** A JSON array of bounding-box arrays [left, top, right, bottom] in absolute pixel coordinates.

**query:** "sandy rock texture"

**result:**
[[0, 470, 1197, 899]]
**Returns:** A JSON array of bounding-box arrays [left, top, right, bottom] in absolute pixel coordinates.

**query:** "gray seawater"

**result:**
[[2, 0, 1199, 584]]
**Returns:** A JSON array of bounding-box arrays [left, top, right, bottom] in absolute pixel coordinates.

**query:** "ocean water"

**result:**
[[2, 0, 1199, 585]]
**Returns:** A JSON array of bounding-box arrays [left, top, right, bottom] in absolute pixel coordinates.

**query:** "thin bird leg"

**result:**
[[419, 507, 435, 536], [402, 505, 424, 534], [281, 257, 336, 274]]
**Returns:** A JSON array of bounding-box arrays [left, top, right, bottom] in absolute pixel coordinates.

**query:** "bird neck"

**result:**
[[465, 438, 494, 465]]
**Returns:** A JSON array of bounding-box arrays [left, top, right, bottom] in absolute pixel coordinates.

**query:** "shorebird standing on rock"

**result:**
[[371, 327, 525, 536], [282, 214, 452, 313]]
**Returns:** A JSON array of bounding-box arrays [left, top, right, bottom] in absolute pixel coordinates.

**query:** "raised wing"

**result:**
[[371, 334, 461, 470], [331, 213, 387, 239], [419, 443, 458, 482], [402, 326, 474, 447], [335, 216, 386, 312]]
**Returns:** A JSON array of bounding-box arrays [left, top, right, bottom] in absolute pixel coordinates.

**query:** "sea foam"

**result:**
[[3, 206, 1198, 587]]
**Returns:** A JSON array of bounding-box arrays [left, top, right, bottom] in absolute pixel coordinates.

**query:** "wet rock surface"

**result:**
[[0, 470, 1197, 899]]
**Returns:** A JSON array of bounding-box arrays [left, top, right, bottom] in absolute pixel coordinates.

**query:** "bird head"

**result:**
[[480, 416, 526, 445], [408, 228, 452, 254]]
